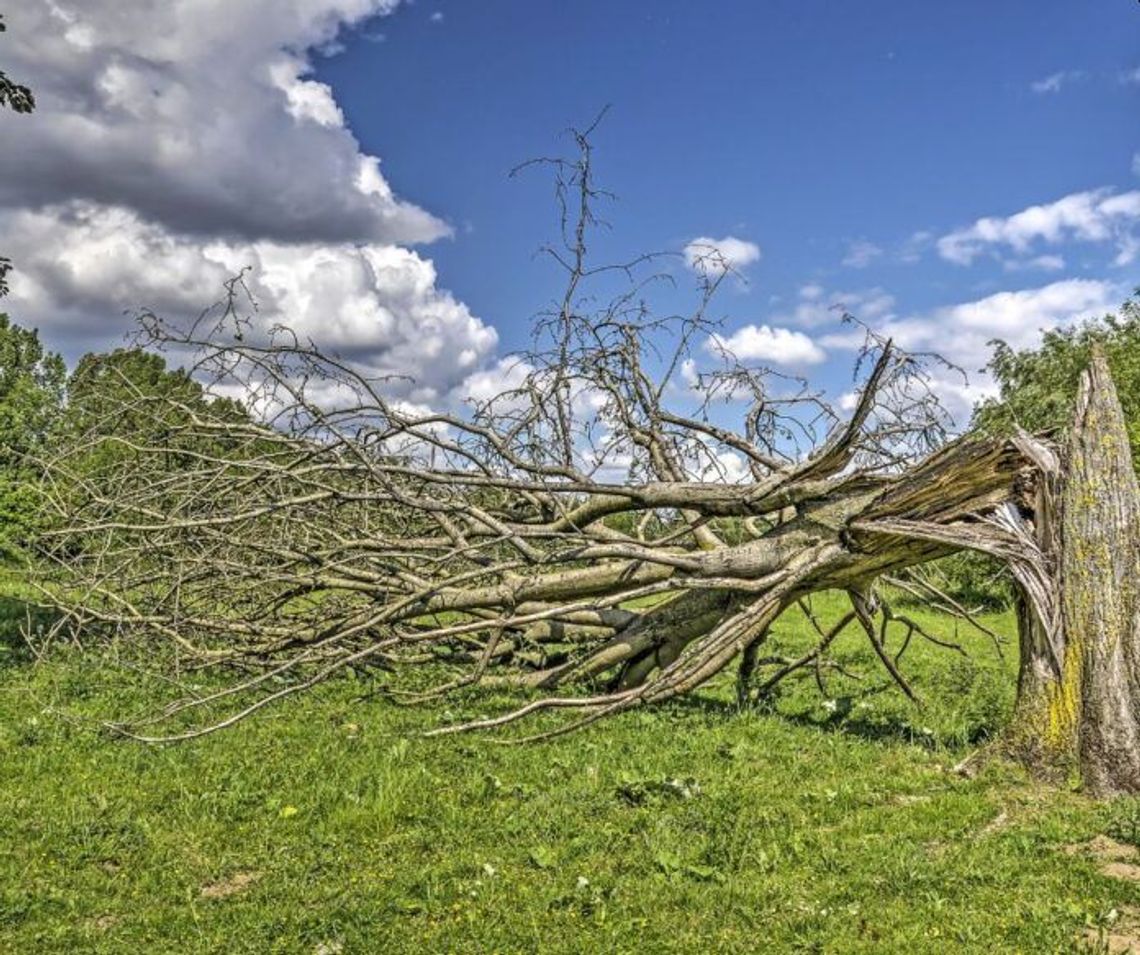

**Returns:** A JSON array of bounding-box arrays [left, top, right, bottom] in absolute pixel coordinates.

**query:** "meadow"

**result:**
[[3, 586, 1139, 953]]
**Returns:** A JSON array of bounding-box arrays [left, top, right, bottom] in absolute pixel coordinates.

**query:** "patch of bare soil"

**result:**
[[1103, 862, 1140, 882], [199, 870, 261, 900], [1063, 835, 1140, 881], [1080, 906, 1140, 953], [979, 810, 1010, 837], [1064, 837, 1140, 949], [1063, 835, 1140, 864]]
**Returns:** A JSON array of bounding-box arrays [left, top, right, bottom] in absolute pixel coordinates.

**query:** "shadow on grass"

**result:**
[[642, 680, 1006, 751], [0, 592, 60, 667]]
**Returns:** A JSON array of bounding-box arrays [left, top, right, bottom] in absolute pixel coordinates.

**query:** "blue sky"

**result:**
[[315, 1, 1140, 374], [1, 0, 1138, 423]]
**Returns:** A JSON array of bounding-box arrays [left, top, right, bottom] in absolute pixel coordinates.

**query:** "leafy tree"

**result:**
[[974, 295, 1140, 471], [48, 348, 256, 572], [0, 315, 65, 559], [69, 348, 231, 431], [65, 347, 250, 473]]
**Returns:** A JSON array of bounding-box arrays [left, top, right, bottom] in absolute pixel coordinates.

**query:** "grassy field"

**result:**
[[3, 588, 1139, 953]]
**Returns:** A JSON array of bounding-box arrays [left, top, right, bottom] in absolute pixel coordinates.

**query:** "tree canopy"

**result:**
[[0, 315, 65, 559], [975, 295, 1140, 472]]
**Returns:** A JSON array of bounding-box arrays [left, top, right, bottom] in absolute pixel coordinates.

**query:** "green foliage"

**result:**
[[916, 294, 1140, 612], [904, 552, 1014, 613], [0, 16, 35, 116], [0, 571, 57, 662], [0, 315, 65, 560], [63, 347, 249, 473], [973, 294, 1140, 472], [1104, 797, 1140, 849], [48, 348, 254, 576], [68, 347, 244, 429]]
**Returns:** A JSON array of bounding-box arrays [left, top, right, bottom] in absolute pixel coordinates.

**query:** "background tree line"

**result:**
[[0, 292, 1136, 600], [0, 323, 252, 561]]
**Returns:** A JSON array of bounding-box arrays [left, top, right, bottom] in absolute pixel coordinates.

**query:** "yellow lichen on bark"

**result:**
[[1044, 638, 1081, 752]]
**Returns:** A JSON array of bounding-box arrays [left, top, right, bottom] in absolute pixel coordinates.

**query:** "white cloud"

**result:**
[[0, 0, 510, 410], [3, 201, 497, 402], [430, 11, 445, 22], [1120, 67, 1140, 86], [820, 278, 1120, 421], [269, 61, 346, 128], [457, 356, 534, 408], [937, 188, 1140, 267], [706, 325, 825, 366], [1030, 70, 1083, 94], [697, 448, 750, 484], [899, 230, 933, 264], [683, 235, 761, 275], [0, 2, 448, 246], [841, 239, 883, 269]]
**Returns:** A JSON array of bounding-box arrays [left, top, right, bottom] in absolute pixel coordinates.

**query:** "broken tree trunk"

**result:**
[[1010, 347, 1140, 795], [1062, 348, 1140, 795]]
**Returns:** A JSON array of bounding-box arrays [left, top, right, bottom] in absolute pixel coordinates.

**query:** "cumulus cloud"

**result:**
[[937, 188, 1140, 267], [456, 356, 535, 408], [841, 239, 883, 269], [683, 235, 761, 275], [0, 0, 508, 408], [697, 448, 750, 484], [820, 278, 1120, 420], [1030, 70, 1083, 94], [3, 201, 497, 401], [0, 1, 447, 245], [706, 324, 825, 366]]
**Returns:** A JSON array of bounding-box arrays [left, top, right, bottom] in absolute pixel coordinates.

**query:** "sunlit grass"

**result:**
[[1, 589, 1136, 952]]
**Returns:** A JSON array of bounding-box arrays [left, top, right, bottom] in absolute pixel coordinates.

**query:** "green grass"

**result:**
[[1, 590, 1137, 953]]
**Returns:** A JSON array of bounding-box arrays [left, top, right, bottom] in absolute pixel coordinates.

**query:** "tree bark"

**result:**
[[1061, 348, 1140, 795], [1010, 347, 1140, 795]]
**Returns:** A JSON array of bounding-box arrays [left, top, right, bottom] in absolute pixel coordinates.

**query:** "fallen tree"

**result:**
[[32, 128, 1140, 795]]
